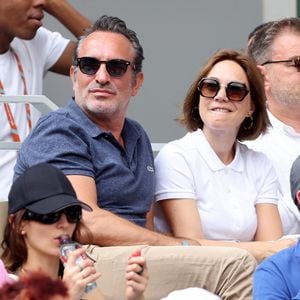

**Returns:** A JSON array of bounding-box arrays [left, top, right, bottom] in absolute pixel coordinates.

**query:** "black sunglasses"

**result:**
[[76, 57, 134, 77], [197, 78, 249, 102], [261, 56, 300, 70], [23, 206, 82, 224]]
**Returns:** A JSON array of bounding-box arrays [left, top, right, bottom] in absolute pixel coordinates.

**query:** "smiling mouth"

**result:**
[[212, 108, 231, 112]]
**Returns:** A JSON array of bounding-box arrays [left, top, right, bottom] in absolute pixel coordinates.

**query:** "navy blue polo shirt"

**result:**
[[15, 99, 155, 227]]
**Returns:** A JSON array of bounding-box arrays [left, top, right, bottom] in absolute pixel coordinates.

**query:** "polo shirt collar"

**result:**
[[268, 110, 300, 137], [67, 99, 142, 157], [194, 129, 244, 172]]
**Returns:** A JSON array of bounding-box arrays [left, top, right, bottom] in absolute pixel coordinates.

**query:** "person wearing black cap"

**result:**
[[0, 163, 148, 300], [253, 155, 300, 299]]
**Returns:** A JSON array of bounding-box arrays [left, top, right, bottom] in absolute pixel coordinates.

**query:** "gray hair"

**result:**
[[73, 15, 144, 73], [247, 17, 300, 64]]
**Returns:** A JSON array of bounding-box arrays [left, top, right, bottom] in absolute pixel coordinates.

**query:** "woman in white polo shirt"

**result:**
[[153, 49, 295, 262]]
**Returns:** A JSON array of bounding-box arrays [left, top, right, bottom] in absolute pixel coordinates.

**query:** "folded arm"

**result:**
[[159, 198, 295, 262], [67, 175, 200, 247]]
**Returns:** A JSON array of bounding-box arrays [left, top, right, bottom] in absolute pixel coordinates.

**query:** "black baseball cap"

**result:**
[[290, 155, 300, 205], [8, 163, 92, 214]]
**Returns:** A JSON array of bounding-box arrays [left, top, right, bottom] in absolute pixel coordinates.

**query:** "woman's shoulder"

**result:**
[[238, 141, 272, 162], [237, 142, 277, 175], [161, 131, 200, 152]]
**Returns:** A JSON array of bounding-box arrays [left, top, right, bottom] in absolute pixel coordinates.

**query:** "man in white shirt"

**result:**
[[0, 0, 91, 201], [246, 17, 300, 234]]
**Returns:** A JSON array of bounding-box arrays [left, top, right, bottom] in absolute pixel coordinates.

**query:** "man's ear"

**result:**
[[131, 72, 144, 97], [70, 66, 77, 93], [257, 65, 271, 93], [70, 66, 76, 82]]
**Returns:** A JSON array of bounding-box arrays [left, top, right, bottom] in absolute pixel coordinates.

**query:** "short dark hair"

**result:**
[[73, 15, 144, 73], [178, 49, 269, 141], [247, 21, 274, 45], [247, 17, 300, 64]]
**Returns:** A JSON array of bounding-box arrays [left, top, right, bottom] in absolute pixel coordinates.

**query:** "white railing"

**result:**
[[0, 95, 59, 150]]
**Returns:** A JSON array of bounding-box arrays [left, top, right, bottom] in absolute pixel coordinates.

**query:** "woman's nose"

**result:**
[[56, 213, 69, 227], [214, 86, 229, 102]]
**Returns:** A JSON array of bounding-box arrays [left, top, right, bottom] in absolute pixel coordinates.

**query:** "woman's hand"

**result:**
[[62, 248, 101, 300], [125, 249, 148, 300]]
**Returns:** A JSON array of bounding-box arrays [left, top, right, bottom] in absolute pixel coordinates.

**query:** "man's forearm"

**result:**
[[81, 208, 199, 247], [44, 0, 91, 38]]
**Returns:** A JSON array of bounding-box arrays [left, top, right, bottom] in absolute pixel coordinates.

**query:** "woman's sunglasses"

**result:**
[[23, 206, 82, 224], [197, 78, 249, 102], [76, 57, 134, 77]]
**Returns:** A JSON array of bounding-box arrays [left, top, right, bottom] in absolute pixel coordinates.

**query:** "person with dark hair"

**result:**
[[1, 163, 148, 300], [0, 0, 92, 202], [0, 271, 69, 300], [246, 17, 300, 235], [253, 155, 300, 299], [153, 49, 295, 262], [14, 15, 257, 299]]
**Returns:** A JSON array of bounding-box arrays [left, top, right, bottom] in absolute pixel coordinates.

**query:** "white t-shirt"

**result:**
[[154, 129, 279, 242], [0, 27, 69, 201], [161, 287, 221, 300], [245, 111, 300, 234]]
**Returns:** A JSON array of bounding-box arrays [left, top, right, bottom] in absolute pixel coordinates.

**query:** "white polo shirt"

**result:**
[[245, 111, 300, 234], [154, 129, 279, 242]]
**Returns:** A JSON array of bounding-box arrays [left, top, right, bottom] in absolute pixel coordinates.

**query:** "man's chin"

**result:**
[[19, 27, 40, 40]]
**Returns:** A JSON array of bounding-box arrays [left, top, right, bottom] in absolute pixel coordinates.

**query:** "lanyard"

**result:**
[[0, 48, 32, 142]]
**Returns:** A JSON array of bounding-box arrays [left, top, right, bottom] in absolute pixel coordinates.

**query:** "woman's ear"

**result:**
[[249, 102, 255, 116], [9, 214, 27, 234], [8, 214, 15, 225]]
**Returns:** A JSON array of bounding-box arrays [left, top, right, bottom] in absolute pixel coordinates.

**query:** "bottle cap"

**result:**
[[58, 235, 72, 245]]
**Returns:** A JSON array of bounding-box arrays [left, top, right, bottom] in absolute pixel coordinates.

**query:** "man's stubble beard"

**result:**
[[270, 74, 300, 107]]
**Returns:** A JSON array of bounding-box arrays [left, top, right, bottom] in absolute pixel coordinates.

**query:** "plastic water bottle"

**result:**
[[59, 235, 97, 293]]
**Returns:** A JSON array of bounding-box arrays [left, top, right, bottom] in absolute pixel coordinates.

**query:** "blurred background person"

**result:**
[[0, 271, 69, 300], [246, 17, 300, 234]]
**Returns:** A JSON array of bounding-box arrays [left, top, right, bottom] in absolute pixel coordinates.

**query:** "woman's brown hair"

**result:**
[[1, 209, 94, 274]]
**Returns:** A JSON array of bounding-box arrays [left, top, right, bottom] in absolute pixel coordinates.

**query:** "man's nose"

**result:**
[[95, 63, 111, 84]]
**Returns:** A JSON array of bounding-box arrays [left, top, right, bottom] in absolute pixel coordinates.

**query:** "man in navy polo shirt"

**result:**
[[14, 15, 257, 299]]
